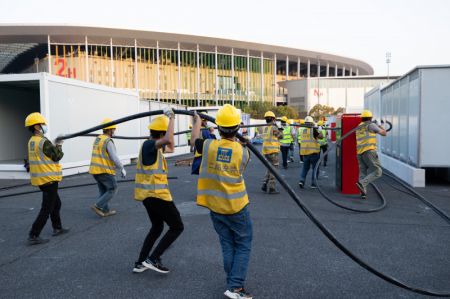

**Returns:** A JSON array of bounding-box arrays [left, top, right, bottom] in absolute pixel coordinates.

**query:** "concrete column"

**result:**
[[307, 59, 310, 78], [326, 63, 329, 77], [286, 56, 289, 80], [343, 66, 346, 77], [335, 64, 338, 77], [297, 57, 300, 78]]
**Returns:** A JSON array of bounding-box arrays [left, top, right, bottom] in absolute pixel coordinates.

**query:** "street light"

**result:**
[[386, 52, 391, 80]]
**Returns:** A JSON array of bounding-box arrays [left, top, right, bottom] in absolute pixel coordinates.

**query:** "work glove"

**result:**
[[54, 136, 64, 146], [121, 168, 127, 179], [163, 107, 175, 118]]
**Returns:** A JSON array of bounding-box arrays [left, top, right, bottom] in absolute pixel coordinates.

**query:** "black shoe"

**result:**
[[298, 181, 304, 189], [28, 236, 49, 246], [283, 166, 288, 169], [143, 258, 170, 274], [52, 228, 70, 237], [133, 262, 149, 273], [310, 184, 317, 189], [355, 182, 367, 197], [261, 184, 267, 192], [268, 188, 280, 194]]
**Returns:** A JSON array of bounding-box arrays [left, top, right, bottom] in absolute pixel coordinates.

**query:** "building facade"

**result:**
[[0, 25, 373, 108]]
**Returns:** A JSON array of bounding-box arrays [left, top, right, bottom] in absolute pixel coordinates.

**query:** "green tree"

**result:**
[[243, 102, 299, 119], [308, 104, 343, 120]]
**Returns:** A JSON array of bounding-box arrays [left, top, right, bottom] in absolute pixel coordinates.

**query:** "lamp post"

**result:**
[[386, 52, 391, 80]]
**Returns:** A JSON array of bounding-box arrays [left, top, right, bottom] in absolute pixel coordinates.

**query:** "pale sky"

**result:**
[[1, 0, 449, 75]]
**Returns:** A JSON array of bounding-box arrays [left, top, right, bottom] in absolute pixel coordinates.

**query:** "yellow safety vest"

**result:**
[[356, 122, 377, 155], [318, 129, 327, 146], [280, 126, 293, 145], [197, 139, 249, 215], [262, 125, 280, 154], [28, 135, 62, 186], [89, 134, 116, 175], [300, 128, 320, 155], [134, 144, 172, 201], [297, 128, 303, 143]]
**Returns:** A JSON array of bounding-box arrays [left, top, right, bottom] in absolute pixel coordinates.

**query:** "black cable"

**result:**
[[55, 110, 450, 296], [383, 171, 450, 226], [0, 182, 31, 192], [314, 123, 387, 213]]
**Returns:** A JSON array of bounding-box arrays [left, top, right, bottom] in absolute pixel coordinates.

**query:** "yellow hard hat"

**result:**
[[189, 124, 192, 129], [280, 116, 288, 123], [300, 119, 305, 125], [216, 104, 241, 127], [305, 116, 314, 123], [287, 119, 294, 125], [148, 116, 169, 131], [264, 111, 276, 118], [361, 110, 373, 118], [317, 120, 324, 126], [101, 118, 117, 130], [25, 112, 47, 127]]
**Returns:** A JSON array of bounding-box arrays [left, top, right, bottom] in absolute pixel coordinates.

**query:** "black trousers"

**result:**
[[29, 182, 62, 237], [280, 146, 290, 168], [137, 198, 184, 263], [320, 144, 328, 165]]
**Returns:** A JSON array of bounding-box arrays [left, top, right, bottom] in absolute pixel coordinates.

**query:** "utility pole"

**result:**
[[386, 52, 391, 80]]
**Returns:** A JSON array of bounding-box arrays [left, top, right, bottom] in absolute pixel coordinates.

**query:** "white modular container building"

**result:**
[[364, 65, 450, 186], [0, 73, 190, 179]]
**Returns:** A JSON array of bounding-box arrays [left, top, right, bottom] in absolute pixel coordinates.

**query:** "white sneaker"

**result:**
[[224, 288, 252, 299]]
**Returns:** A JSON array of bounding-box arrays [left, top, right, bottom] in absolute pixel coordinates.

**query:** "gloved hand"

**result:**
[[54, 136, 64, 146], [163, 107, 175, 118], [121, 168, 127, 178]]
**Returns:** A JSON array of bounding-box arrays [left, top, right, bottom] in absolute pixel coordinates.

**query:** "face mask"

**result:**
[[41, 125, 48, 134], [265, 119, 272, 124]]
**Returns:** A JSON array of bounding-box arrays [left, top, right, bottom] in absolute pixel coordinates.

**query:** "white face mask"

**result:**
[[41, 125, 48, 134]]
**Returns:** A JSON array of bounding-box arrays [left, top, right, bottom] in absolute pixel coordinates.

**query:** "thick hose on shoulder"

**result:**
[[57, 110, 449, 296]]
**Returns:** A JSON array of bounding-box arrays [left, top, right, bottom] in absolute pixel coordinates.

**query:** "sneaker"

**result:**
[[355, 182, 367, 197], [310, 184, 317, 189], [289, 158, 295, 163], [261, 184, 267, 192], [224, 288, 252, 299], [142, 258, 170, 274], [298, 181, 304, 189], [268, 188, 280, 194], [28, 236, 49, 246], [132, 262, 149, 273], [52, 228, 70, 237], [91, 205, 105, 217], [104, 210, 117, 217]]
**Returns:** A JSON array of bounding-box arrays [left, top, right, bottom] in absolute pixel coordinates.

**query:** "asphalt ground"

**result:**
[[0, 145, 449, 299]]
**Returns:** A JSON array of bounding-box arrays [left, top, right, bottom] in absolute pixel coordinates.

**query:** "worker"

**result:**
[[298, 116, 323, 189], [89, 118, 126, 217], [192, 104, 253, 299], [133, 108, 184, 274], [261, 111, 281, 194], [279, 116, 294, 169], [240, 122, 249, 139], [287, 119, 295, 163], [317, 120, 328, 167], [186, 124, 192, 147], [25, 112, 69, 245], [297, 119, 305, 163], [191, 111, 214, 174], [355, 110, 387, 199]]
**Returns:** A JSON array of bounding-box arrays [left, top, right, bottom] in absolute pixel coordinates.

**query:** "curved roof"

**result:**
[[0, 24, 373, 75]]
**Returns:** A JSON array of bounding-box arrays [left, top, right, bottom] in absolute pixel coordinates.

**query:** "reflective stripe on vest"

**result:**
[[134, 145, 172, 201], [28, 136, 62, 186], [318, 129, 327, 146], [262, 125, 280, 154], [356, 123, 377, 154], [197, 139, 249, 215], [297, 128, 303, 143], [89, 135, 116, 175], [300, 128, 320, 155], [280, 126, 293, 144]]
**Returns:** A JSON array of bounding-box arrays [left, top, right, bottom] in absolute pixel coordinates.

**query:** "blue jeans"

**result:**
[[93, 174, 118, 212], [299, 153, 320, 185], [210, 206, 253, 290]]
